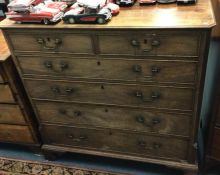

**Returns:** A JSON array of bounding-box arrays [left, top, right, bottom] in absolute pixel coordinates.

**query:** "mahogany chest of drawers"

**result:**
[[0, 0, 215, 173], [0, 31, 39, 145]]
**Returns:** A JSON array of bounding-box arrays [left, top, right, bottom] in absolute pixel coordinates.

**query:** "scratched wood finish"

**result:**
[[17, 56, 197, 84], [42, 124, 188, 160], [0, 85, 15, 103], [0, 124, 34, 143], [0, 0, 215, 29], [35, 101, 191, 136], [0, 74, 3, 83], [25, 79, 194, 111], [0, 104, 25, 124]]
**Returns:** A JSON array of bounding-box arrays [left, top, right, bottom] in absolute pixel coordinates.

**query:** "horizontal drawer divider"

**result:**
[[40, 122, 190, 140], [22, 74, 196, 87], [32, 98, 193, 114]]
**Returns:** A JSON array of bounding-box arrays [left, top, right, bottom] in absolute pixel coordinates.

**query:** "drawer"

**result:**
[[8, 33, 94, 54], [0, 124, 34, 143], [0, 104, 26, 124], [25, 79, 194, 111], [210, 127, 220, 159], [18, 56, 197, 84], [0, 85, 15, 103], [42, 125, 188, 160], [99, 33, 200, 57], [36, 101, 191, 136]]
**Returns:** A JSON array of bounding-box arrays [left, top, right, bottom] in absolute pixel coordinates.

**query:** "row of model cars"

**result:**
[[5, 0, 196, 25], [6, 0, 119, 24]]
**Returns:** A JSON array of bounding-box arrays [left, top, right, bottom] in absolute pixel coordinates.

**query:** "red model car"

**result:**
[[104, 2, 119, 15], [7, 0, 43, 12], [6, 1, 67, 24]]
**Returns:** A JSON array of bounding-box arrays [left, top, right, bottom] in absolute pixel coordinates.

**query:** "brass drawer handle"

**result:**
[[59, 109, 82, 117], [67, 134, 87, 142], [135, 91, 160, 102], [138, 141, 162, 150], [37, 38, 62, 50], [131, 39, 140, 47], [136, 115, 161, 127], [133, 65, 161, 78], [51, 86, 74, 95], [44, 61, 69, 72]]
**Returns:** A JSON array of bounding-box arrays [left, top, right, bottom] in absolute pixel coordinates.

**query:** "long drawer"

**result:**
[[0, 124, 34, 143], [7, 31, 200, 57], [35, 101, 191, 136], [25, 79, 194, 111], [0, 85, 15, 103], [42, 124, 188, 161], [0, 104, 25, 124], [17, 56, 197, 84]]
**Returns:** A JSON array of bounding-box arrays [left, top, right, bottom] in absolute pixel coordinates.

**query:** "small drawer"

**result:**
[[0, 85, 15, 103], [210, 127, 220, 159], [36, 101, 191, 136], [99, 33, 199, 57], [25, 79, 194, 111], [8, 32, 94, 55], [17, 56, 197, 84], [0, 104, 26, 124], [0, 124, 34, 143], [42, 125, 188, 161]]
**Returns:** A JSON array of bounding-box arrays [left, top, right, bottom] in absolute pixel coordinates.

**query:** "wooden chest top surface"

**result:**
[[0, 0, 215, 29]]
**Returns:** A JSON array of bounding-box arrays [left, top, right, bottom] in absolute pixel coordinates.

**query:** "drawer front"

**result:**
[[0, 104, 25, 124], [18, 56, 197, 84], [42, 125, 188, 160], [8, 33, 94, 54], [99, 33, 199, 57], [0, 124, 34, 143], [36, 101, 191, 136], [210, 127, 220, 159], [25, 79, 194, 111], [0, 85, 15, 103]]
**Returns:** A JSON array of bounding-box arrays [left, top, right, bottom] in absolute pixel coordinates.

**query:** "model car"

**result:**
[[6, 1, 67, 24], [63, 4, 112, 24], [7, 0, 43, 12], [177, 0, 196, 5], [113, 0, 136, 6], [157, 0, 176, 3], [77, 0, 108, 9], [104, 2, 119, 15], [138, 0, 156, 5]]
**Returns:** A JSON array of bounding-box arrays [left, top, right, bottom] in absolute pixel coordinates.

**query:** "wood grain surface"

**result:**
[[0, 0, 215, 29]]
